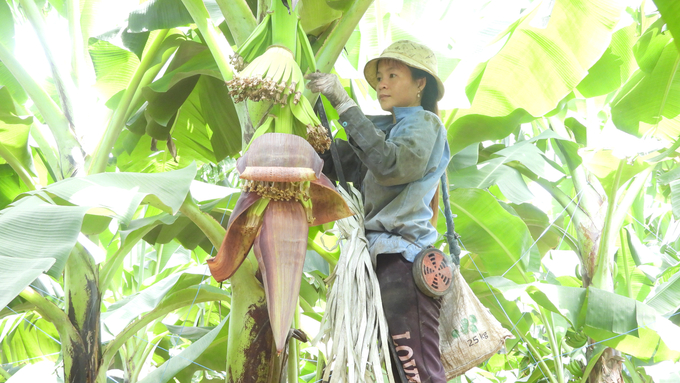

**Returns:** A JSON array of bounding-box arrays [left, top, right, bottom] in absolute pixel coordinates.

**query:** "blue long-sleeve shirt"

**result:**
[[326, 105, 450, 263]]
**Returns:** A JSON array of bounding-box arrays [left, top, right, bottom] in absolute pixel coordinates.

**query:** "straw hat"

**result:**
[[363, 40, 445, 101]]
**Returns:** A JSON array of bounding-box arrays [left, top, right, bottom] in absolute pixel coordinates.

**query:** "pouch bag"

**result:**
[[438, 265, 514, 379]]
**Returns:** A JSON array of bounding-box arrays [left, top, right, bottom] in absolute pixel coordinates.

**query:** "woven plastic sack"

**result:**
[[438, 265, 513, 379]]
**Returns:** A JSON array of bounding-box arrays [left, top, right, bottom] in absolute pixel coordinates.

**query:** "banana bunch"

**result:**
[[245, 101, 330, 153], [226, 45, 303, 105], [226, 6, 329, 153], [566, 359, 584, 378], [229, 13, 272, 72], [565, 328, 588, 348]]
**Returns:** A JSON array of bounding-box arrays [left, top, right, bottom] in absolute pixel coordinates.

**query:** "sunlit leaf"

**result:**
[[526, 284, 586, 328], [645, 270, 680, 315], [127, 0, 224, 34], [137, 316, 229, 383], [576, 22, 638, 98], [0, 87, 34, 177], [89, 39, 141, 102], [653, 0, 680, 53], [511, 203, 563, 256], [0, 256, 55, 311], [447, 0, 621, 154], [451, 188, 534, 283], [39, 164, 197, 223], [196, 75, 242, 161], [611, 40, 680, 141], [102, 269, 209, 337]]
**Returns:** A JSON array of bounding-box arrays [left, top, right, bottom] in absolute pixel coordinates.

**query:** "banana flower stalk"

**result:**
[[207, 133, 352, 352]]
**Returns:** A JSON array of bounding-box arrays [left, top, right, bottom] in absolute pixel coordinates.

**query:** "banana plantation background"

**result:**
[[1, 0, 680, 382]]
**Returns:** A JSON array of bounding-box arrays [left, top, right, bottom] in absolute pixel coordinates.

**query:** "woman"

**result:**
[[306, 40, 450, 383]]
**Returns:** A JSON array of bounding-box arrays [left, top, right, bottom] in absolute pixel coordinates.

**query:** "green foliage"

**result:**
[[2, 0, 680, 382]]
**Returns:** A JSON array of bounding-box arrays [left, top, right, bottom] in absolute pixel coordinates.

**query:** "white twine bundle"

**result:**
[[314, 185, 395, 383]]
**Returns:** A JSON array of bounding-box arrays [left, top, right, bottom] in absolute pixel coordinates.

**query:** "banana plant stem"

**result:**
[[287, 303, 300, 383], [519, 332, 558, 383], [66, 0, 88, 89], [181, 0, 235, 81], [538, 308, 564, 383], [19, 0, 77, 128], [181, 0, 253, 145], [89, 29, 170, 174], [216, 0, 257, 46], [0, 42, 82, 178], [592, 159, 624, 291], [620, 229, 634, 298], [0, 365, 10, 380], [270, 0, 298, 52], [315, 0, 375, 73], [307, 237, 338, 269], [179, 197, 226, 249], [0, 142, 37, 190]]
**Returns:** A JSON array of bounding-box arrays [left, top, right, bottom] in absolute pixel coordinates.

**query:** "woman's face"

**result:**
[[376, 59, 425, 113]]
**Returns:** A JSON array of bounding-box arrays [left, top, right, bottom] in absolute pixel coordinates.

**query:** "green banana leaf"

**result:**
[[144, 46, 221, 94], [37, 164, 196, 224], [653, 0, 680, 53], [580, 149, 650, 197], [615, 227, 654, 301], [449, 157, 534, 204], [583, 287, 680, 361], [449, 131, 567, 203], [451, 188, 534, 283], [196, 75, 242, 161], [0, 314, 61, 367], [447, 0, 622, 154], [0, 87, 34, 176], [671, 179, 680, 220], [102, 269, 210, 337], [170, 86, 218, 164], [89, 39, 141, 102], [167, 318, 232, 382], [128, 0, 224, 34], [299, 0, 341, 34], [525, 283, 586, 328], [0, 256, 56, 311], [143, 41, 210, 126], [576, 22, 639, 98], [0, 165, 29, 208], [113, 132, 195, 173], [0, 197, 97, 278], [510, 203, 565, 256], [137, 316, 229, 383], [0, 165, 197, 311], [611, 38, 680, 141], [481, 277, 680, 360], [0, 1, 14, 50], [0, 1, 27, 104], [645, 271, 680, 315]]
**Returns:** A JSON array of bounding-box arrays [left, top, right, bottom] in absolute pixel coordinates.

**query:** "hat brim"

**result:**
[[363, 53, 445, 101]]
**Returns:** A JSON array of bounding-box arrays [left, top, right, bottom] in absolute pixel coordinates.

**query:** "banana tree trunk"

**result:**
[[550, 137, 625, 383], [64, 246, 102, 383], [226, 266, 279, 382]]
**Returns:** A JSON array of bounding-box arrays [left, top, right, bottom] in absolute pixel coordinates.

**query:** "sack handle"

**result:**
[[440, 173, 461, 265]]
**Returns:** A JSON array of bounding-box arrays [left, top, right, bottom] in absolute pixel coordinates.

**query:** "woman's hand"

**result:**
[[305, 72, 356, 114]]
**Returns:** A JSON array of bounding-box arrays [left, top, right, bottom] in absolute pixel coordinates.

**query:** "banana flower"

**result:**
[[207, 133, 352, 352]]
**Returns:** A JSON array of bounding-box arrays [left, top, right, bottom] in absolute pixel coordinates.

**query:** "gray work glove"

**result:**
[[304, 72, 356, 115]]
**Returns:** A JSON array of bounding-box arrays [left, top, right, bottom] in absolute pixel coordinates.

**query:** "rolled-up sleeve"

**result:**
[[338, 106, 438, 186]]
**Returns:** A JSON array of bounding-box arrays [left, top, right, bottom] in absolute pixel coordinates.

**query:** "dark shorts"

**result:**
[[376, 253, 447, 383]]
